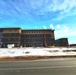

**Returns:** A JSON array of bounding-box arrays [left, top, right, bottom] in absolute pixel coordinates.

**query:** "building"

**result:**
[[0, 28, 21, 47], [69, 44, 76, 47], [0, 28, 55, 47], [21, 29, 55, 47], [55, 38, 68, 47]]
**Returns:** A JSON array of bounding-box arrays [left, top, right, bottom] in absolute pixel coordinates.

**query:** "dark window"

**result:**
[[0, 29, 3, 32], [15, 29, 17, 31], [9, 29, 11, 31], [0, 39, 2, 42], [0, 33, 3, 37], [8, 39, 11, 41]]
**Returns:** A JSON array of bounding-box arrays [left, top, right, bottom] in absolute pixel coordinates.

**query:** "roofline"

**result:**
[[56, 38, 68, 40], [0, 27, 55, 31], [0, 27, 21, 29], [22, 29, 55, 31]]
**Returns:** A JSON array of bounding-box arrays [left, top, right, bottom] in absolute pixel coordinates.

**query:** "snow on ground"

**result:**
[[0, 47, 76, 57]]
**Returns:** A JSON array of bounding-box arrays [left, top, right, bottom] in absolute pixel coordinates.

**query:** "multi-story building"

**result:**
[[0, 28, 55, 47], [0, 28, 21, 47], [21, 29, 55, 47], [55, 38, 68, 47]]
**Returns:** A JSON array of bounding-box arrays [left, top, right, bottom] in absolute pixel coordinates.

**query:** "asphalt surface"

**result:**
[[0, 58, 76, 75]]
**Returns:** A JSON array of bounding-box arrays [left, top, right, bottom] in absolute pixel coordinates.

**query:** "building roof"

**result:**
[[0, 27, 54, 31], [0, 27, 21, 29], [56, 38, 68, 40], [22, 29, 54, 31]]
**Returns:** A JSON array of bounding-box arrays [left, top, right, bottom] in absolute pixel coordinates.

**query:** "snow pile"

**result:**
[[0, 47, 76, 57]]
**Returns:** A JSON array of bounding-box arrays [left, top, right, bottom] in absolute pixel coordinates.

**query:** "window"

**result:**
[[15, 29, 17, 31], [0, 33, 3, 37], [0, 39, 1, 42], [8, 34, 11, 36], [32, 31, 34, 33], [0, 29, 3, 32], [8, 39, 11, 41], [24, 39, 26, 42], [9, 29, 11, 31], [25, 31, 27, 33]]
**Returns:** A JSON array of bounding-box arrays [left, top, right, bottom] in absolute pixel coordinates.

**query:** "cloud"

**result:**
[[55, 24, 76, 44], [47, 0, 76, 12], [43, 26, 47, 29], [0, 0, 76, 22], [50, 24, 54, 29], [57, 24, 60, 29], [55, 25, 70, 38], [52, 0, 76, 20], [69, 40, 76, 44]]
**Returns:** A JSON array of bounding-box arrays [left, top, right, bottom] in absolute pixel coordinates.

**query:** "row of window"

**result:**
[[3, 29, 18, 31], [21, 34, 51, 38], [1, 34, 51, 37], [3, 33, 20, 37], [21, 39, 44, 42], [8, 29, 18, 31], [22, 34, 44, 38], [21, 43, 54, 47], [22, 30, 53, 33], [22, 43, 44, 47], [2, 38, 20, 42], [21, 38, 53, 42]]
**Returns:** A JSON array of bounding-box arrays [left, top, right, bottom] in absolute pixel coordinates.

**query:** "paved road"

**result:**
[[0, 58, 76, 75]]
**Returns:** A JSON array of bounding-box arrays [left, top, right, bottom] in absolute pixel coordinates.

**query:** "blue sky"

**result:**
[[0, 0, 76, 44]]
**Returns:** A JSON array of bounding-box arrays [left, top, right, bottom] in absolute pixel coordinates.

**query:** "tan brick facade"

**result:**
[[0, 28, 55, 47]]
